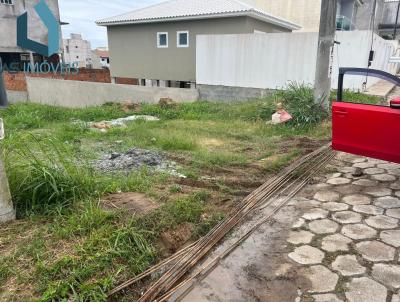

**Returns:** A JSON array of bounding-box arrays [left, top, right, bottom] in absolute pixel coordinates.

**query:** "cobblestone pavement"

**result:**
[[287, 152, 400, 302]]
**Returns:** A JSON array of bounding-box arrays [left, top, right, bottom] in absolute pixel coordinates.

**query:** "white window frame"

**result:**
[[157, 32, 168, 48], [177, 31, 189, 48], [0, 0, 14, 5]]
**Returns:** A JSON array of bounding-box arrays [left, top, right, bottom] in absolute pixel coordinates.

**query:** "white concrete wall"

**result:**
[[25, 77, 199, 108], [197, 31, 398, 91]]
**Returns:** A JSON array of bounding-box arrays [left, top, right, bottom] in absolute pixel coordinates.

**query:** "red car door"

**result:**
[[332, 68, 400, 163]]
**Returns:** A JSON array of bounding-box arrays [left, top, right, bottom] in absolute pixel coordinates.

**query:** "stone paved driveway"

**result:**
[[287, 152, 400, 302]]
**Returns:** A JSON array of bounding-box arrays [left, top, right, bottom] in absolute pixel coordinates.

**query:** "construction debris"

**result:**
[[94, 147, 185, 178], [88, 115, 160, 132], [120, 100, 141, 113], [159, 98, 177, 108], [270, 102, 293, 125]]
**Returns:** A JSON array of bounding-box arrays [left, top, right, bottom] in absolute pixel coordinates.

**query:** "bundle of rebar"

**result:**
[[109, 144, 335, 301]]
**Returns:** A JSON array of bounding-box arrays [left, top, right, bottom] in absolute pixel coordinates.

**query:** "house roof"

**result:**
[[96, 0, 300, 30], [95, 49, 109, 58]]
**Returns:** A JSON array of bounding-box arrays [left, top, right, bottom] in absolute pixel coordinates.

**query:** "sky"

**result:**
[[58, 0, 163, 49]]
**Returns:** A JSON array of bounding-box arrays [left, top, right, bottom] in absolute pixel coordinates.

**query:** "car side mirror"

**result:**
[[390, 99, 400, 109]]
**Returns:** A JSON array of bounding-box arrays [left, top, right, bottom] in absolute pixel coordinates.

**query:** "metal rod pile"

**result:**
[[108, 144, 335, 301]]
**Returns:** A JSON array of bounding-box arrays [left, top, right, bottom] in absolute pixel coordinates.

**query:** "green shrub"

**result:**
[[277, 82, 329, 125]]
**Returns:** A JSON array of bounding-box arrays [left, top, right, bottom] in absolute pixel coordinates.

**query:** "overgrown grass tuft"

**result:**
[[277, 82, 329, 125], [5, 136, 98, 216]]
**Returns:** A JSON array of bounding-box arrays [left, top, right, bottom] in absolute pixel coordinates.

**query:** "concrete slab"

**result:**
[[345, 277, 387, 302], [332, 255, 366, 276], [355, 241, 395, 262]]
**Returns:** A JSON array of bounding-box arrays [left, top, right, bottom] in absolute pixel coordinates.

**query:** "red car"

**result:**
[[332, 68, 400, 163]]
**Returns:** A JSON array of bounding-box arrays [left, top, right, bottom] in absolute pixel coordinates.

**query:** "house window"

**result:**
[[65, 46, 69, 53], [157, 32, 168, 48], [177, 31, 189, 47], [0, 0, 13, 5]]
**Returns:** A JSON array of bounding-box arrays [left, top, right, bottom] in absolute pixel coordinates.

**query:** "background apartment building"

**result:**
[[0, 0, 62, 66], [63, 33, 101, 69]]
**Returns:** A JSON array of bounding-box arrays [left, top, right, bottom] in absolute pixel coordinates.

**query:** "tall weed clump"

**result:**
[[4, 136, 99, 216], [277, 82, 329, 125]]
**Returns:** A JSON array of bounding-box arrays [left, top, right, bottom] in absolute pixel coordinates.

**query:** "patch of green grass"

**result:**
[[194, 150, 248, 168], [331, 89, 381, 105], [263, 150, 302, 173]]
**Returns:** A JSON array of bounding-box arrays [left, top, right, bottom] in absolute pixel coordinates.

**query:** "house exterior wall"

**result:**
[[355, 0, 385, 30], [241, 0, 322, 31], [243, 0, 384, 32], [106, 16, 291, 82], [0, 0, 61, 53]]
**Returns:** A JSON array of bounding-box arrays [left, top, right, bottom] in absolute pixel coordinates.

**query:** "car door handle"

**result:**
[[334, 110, 348, 115]]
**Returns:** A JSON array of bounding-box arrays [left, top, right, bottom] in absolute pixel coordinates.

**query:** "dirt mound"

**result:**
[[101, 192, 158, 214]]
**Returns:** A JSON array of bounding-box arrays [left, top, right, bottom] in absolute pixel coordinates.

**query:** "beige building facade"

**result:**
[[242, 0, 322, 31]]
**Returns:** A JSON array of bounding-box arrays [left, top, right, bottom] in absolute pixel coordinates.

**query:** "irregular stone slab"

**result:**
[[287, 230, 315, 245], [353, 205, 384, 215], [374, 196, 400, 209], [365, 215, 398, 229], [342, 224, 377, 240], [292, 218, 306, 229], [393, 294, 400, 302], [355, 241, 395, 262], [377, 163, 400, 170], [288, 245, 325, 265], [380, 230, 400, 247], [302, 208, 329, 220], [321, 234, 352, 252], [309, 219, 339, 234], [327, 178, 351, 185], [340, 166, 358, 173], [368, 158, 387, 165], [372, 174, 397, 182], [372, 264, 400, 289], [386, 208, 400, 219], [389, 169, 400, 176], [365, 187, 392, 197], [322, 202, 349, 212], [332, 211, 362, 224], [345, 277, 387, 302], [396, 191, 400, 198], [332, 255, 366, 276], [313, 294, 343, 302], [365, 187, 393, 197], [295, 199, 322, 210], [353, 179, 379, 187], [353, 162, 376, 169], [327, 173, 342, 179], [364, 168, 386, 175], [335, 184, 363, 195], [302, 265, 338, 293], [314, 191, 341, 202], [391, 182, 400, 190], [352, 158, 367, 164], [343, 194, 372, 205]]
